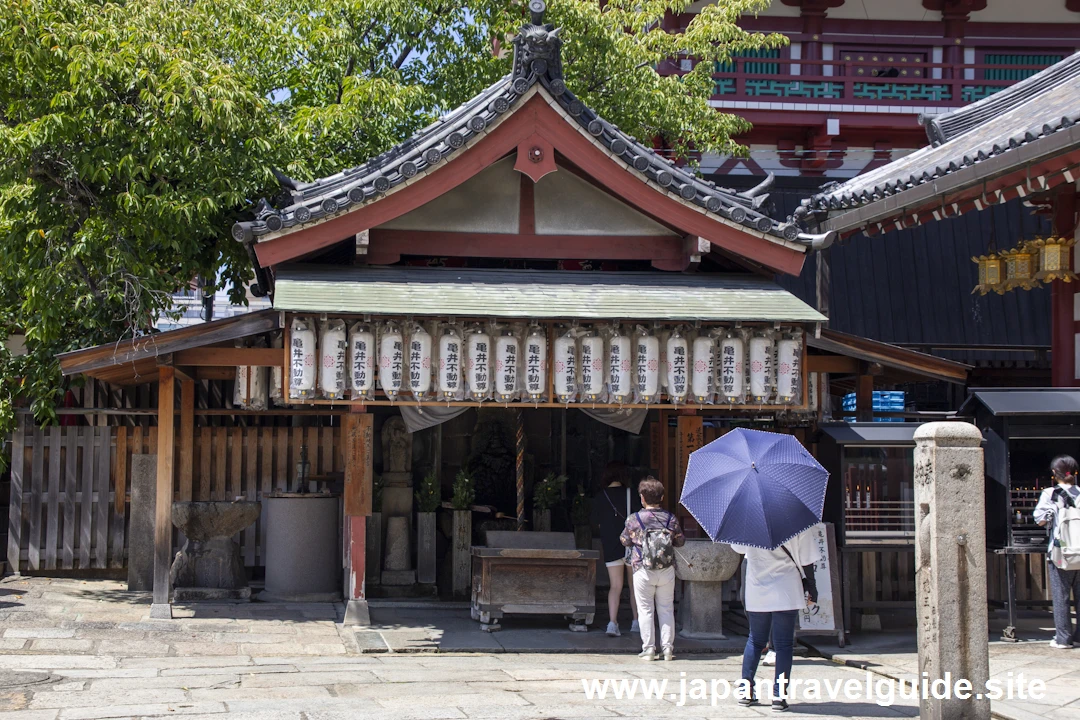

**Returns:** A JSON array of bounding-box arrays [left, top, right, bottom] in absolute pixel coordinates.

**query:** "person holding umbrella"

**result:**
[[680, 427, 829, 712], [731, 531, 818, 711]]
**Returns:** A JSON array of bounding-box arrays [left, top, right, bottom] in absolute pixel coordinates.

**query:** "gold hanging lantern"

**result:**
[[1002, 242, 1040, 291], [972, 253, 1004, 295], [1033, 235, 1077, 283]]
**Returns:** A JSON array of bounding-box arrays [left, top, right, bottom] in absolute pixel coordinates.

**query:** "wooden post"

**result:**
[[178, 379, 195, 502], [675, 414, 703, 534], [151, 366, 175, 619], [343, 410, 372, 625], [856, 374, 873, 423], [515, 408, 525, 530]]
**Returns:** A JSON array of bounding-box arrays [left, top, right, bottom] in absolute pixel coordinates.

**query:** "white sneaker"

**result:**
[[638, 648, 657, 661], [606, 621, 621, 637], [1050, 639, 1073, 649], [630, 620, 640, 633], [763, 650, 777, 666]]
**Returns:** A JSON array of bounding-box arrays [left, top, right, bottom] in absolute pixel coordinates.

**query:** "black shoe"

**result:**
[[772, 700, 789, 712], [738, 694, 758, 707]]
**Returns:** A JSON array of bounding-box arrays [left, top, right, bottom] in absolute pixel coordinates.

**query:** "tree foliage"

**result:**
[[0, 0, 783, 438]]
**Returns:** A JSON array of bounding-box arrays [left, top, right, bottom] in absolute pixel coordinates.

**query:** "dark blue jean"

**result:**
[[742, 610, 798, 700]]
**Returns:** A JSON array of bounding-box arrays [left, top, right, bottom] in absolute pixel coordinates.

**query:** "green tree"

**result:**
[[0, 0, 783, 439]]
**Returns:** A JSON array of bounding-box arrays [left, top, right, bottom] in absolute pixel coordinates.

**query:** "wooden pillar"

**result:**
[[178, 379, 195, 501], [1052, 187, 1078, 387], [150, 366, 175, 619], [856, 374, 874, 423], [343, 410, 373, 626], [675, 414, 703, 535]]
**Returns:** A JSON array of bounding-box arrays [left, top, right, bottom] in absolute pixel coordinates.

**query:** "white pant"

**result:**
[[633, 566, 676, 653]]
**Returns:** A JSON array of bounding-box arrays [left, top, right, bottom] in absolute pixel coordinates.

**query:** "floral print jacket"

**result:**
[[619, 508, 686, 572]]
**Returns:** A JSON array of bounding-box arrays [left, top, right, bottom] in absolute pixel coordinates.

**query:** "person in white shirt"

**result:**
[[1034, 455, 1080, 649], [731, 529, 819, 712]]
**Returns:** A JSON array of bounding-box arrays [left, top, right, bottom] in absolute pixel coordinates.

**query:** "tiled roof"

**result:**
[[800, 52, 1080, 231], [232, 1, 830, 250]]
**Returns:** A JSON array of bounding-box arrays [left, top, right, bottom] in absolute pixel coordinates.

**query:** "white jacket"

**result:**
[[731, 530, 817, 613]]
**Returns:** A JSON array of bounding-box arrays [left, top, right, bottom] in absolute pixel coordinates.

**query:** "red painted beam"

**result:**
[[366, 229, 684, 264], [254, 94, 807, 275]]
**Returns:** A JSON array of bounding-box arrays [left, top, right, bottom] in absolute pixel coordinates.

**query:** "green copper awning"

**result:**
[[272, 266, 827, 323]]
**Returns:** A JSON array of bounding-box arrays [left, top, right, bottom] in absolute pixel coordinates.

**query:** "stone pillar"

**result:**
[[127, 455, 157, 592], [913, 422, 989, 720]]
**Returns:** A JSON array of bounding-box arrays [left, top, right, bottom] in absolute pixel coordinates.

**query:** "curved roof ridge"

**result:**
[[921, 51, 1080, 146]]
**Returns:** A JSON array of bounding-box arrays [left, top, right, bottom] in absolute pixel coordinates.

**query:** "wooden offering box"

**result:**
[[471, 531, 599, 629]]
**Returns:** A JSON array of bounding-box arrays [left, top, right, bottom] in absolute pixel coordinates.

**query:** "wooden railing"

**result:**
[[667, 57, 1060, 108]]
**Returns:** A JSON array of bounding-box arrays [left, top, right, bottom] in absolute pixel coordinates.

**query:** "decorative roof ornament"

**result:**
[[512, 1, 565, 95]]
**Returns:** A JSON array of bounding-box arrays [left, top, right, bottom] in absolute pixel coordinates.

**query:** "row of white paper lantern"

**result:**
[[284, 318, 803, 405]]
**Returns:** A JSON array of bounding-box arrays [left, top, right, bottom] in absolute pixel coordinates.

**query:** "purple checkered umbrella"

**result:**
[[678, 427, 828, 550]]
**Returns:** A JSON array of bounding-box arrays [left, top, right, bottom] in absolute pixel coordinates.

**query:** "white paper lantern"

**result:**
[[524, 328, 547, 400], [608, 332, 632, 403], [635, 332, 660, 402], [580, 334, 605, 400], [269, 334, 284, 406], [317, 320, 347, 400], [749, 335, 774, 401], [553, 333, 577, 402], [348, 324, 375, 397], [234, 362, 267, 410], [379, 326, 404, 398], [407, 325, 433, 399], [719, 334, 745, 403], [289, 318, 317, 399], [691, 336, 715, 403], [776, 337, 801, 402], [466, 330, 491, 399], [666, 331, 689, 403], [438, 330, 463, 400], [495, 334, 519, 401]]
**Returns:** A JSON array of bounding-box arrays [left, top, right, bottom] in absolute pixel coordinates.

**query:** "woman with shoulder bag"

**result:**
[[590, 462, 641, 637], [731, 528, 819, 712]]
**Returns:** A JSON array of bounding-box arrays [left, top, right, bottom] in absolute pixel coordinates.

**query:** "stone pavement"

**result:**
[[802, 614, 1080, 720], [0, 576, 920, 720]]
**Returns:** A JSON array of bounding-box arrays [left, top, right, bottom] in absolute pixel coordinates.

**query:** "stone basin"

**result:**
[[675, 539, 741, 582], [171, 501, 261, 541]]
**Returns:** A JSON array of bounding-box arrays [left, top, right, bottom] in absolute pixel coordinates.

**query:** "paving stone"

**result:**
[[171, 642, 241, 656], [121, 657, 253, 669], [308, 709, 465, 720], [56, 701, 227, 719], [0, 711, 61, 720], [239, 643, 344, 656], [0, 638, 29, 651], [95, 640, 172, 657], [375, 691, 531, 709], [32, 689, 189, 710], [117, 622, 183, 633], [4, 629, 76, 640], [0, 657, 115, 671], [159, 665, 294, 677], [26, 640, 96, 653], [240, 670, 379, 688], [50, 669, 158, 679], [87, 674, 241, 692], [189, 686, 333, 702]]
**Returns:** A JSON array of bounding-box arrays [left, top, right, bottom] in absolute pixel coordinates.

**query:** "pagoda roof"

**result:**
[[232, 1, 833, 273]]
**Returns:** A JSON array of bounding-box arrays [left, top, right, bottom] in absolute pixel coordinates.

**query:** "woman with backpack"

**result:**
[[619, 477, 685, 661], [731, 529, 818, 712], [590, 462, 641, 637], [1034, 454, 1080, 649]]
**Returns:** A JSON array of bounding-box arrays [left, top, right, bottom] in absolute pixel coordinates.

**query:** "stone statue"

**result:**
[[381, 415, 411, 475]]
